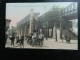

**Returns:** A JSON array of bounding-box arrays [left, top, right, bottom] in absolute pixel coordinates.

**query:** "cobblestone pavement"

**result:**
[[5, 38, 78, 50]]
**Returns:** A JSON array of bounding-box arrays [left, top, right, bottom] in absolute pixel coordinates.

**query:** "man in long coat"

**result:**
[[10, 36, 15, 46]]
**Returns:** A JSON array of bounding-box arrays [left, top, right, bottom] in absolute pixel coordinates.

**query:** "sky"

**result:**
[[6, 2, 76, 29]]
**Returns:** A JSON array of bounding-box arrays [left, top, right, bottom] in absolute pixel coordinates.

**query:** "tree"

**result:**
[[36, 5, 63, 41]]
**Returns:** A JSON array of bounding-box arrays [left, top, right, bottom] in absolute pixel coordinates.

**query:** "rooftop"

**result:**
[[17, 13, 40, 26]]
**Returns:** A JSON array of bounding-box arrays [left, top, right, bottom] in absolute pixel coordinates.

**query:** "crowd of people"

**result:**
[[27, 32, 44, 47], [5, 31, 44, 48]]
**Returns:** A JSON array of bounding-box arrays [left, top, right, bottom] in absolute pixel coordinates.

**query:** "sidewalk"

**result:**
[[43, 38, 78, 50]]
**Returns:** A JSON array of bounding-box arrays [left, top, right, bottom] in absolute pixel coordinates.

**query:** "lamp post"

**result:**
[[44, 6, 48, 40]]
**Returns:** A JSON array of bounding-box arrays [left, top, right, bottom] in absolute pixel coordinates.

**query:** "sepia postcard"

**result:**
[[5, 2, 78, 50]]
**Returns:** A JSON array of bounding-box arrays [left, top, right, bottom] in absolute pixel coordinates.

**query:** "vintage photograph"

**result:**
[[5, 2, 78, 50]]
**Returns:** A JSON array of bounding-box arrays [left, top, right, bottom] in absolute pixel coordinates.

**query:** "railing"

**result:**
[[62, 3, 77, 16]]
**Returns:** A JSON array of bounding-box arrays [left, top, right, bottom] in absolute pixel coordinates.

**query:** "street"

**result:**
[[5, 38, 78, 50]]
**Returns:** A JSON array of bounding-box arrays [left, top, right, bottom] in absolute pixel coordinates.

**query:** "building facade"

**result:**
[[6, 19, 11, 34]]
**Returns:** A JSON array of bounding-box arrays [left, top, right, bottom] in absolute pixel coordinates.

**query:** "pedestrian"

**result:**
[[68, 36, 71, 43], [10, 36, 15, 46], [61, 35, 64, 43], [20, 35, 24, 48], [16, 36, 19, 44], [38, 33, 44, 47], [68, 31, 71, 43], [32, 32, 37, 46], [65, 35, 68, 43]]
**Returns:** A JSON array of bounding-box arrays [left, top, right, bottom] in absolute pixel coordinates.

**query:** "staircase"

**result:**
[[56, 26, 77, 40], [62, 28, 77, 40]]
